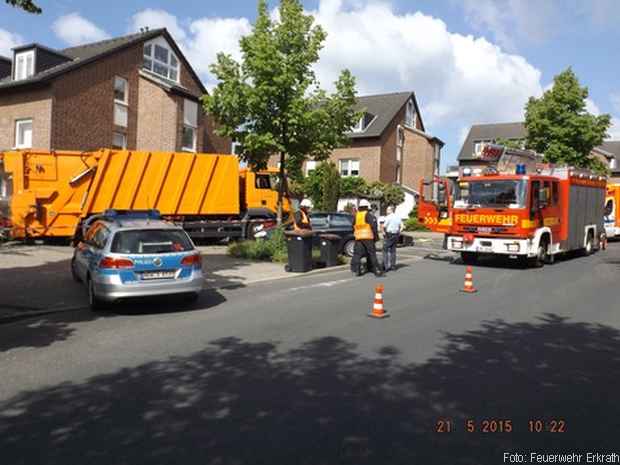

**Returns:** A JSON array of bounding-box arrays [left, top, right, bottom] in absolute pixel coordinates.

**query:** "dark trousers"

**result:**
[[383, 232, 399, 271], [351, 240, 381, 275]]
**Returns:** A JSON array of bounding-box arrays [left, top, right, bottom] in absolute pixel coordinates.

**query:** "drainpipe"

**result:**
[[432, 140, 441, 201]]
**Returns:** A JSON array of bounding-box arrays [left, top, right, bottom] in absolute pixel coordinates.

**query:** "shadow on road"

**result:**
[[2, 313, 619, 464]]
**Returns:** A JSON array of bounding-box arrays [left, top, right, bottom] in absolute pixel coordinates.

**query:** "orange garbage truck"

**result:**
[[0, 149, 289, 241], [604, 183, 620, 239], [419, 144, 607, 266]]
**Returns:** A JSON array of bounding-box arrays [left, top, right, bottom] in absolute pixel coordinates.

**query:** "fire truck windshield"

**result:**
[[455, 179, 527, 208]]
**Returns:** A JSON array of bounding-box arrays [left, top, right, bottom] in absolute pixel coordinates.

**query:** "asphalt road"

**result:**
[[1, 244, 620, 464]]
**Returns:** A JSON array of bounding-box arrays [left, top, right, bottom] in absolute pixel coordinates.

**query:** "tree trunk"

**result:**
[[277, 151, 285, 225]]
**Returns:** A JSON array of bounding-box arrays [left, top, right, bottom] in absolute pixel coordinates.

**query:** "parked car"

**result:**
[[308, 212, 357, 256], [71, 209, 203, 310]]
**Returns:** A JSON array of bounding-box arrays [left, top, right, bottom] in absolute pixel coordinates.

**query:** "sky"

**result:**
[[1, 0, 620, 171]]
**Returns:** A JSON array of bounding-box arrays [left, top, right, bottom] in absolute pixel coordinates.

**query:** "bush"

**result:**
[[228, 227, 288, 262], [403, 206, 429, 232]]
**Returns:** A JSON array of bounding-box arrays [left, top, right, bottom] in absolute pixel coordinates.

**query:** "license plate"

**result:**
[[141, 271, 175, 280]]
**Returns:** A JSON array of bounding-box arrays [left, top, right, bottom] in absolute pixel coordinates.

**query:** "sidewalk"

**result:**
[[0, 243, 369, 323]]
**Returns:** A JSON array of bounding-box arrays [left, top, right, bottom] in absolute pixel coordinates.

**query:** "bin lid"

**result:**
[[284, 229, 313, 238]]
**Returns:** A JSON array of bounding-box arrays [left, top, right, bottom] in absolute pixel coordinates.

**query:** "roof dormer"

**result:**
[[351, 112, 376, 133], [11, 44, 72, 81]]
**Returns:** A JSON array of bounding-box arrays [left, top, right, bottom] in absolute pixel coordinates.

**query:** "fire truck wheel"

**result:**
[[460, 252, 478, 265], [530, 241, 547, 268]]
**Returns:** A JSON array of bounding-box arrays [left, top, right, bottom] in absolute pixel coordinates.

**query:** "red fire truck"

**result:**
[[419, 145, 607, 267]]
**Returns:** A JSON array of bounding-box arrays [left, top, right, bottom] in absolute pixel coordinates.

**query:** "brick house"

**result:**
[[458, 122, 619, 180], [0, 28, 230, 154], [285, 91, 444, 216]]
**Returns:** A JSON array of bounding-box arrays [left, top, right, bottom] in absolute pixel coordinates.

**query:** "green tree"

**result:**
[[339, 176, 368, 199], [5, 0, 41, 13], [303, 161, 341, 211], [525, 68, 611, 172], [495, 138, 525, 150], [367, 181, 405, 208], [204, 0, 359, 223]]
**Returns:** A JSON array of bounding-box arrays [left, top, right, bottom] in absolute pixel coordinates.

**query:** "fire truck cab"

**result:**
[[419, 145, 607, 267]]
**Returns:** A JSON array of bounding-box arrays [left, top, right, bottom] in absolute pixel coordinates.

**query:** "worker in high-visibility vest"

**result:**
[[351, 199, 383, 277], [293, 199, 312, 232]]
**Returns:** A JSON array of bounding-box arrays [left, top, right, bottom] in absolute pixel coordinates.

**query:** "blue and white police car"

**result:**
[[71, 210, 203, 310]]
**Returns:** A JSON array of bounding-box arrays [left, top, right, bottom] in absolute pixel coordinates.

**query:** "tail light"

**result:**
[[263, 220, 276, 229], [99, 256, 134, 269], [181, 253, 202, 269]]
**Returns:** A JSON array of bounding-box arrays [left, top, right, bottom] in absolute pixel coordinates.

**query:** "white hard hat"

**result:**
[[359, 199, 371, 208], [300, 199, 312, 208]]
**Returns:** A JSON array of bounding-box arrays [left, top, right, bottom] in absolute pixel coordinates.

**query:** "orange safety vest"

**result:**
[[293, 209, 311, 232], [354, 211, 374, 240]]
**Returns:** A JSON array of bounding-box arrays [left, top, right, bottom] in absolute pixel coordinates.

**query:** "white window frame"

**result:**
[[339, 159, 360, 177], [143, 38, 180, 83], [405, 99, 416, 128], [351, 116, 364, 133], [15, 118, 33, 149], [14, 50, 35, 81], [113, 76, 128, 128], [473, 139, 492, 156], [112, 132, 127, 150], [305, 160, 317, 175], [182, 99, 198, 152]]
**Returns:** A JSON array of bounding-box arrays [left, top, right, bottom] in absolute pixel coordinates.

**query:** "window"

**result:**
[[15, 119, 32, 149], [339, 159, 360, 177], [92, 225, 111, 249], [329, 214, 353, 227], [305, 160, 317, 175], [112, 132, 127, 150], [143, 39, 180, 82], [552, 181, 559, 205], [111, 229, 193, 254], [351, 116, 364, 133], [255, 174, 271, 190], [113, 76, 128, 128], [14, 50, 34, 80], [309, 214, 328, 228], [351, 113, 375, 133], [473, 139, 492, 156], [405, 99, 416, 127], [114, 76, 128, 104], [182, 99, 198, 152]]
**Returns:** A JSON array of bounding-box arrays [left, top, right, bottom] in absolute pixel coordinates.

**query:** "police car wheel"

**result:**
[[88, 278, 104, 311], [71, 258, 81, 283]]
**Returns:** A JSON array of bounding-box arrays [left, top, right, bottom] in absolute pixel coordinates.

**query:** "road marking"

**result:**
[[287, 278, 357, 292]]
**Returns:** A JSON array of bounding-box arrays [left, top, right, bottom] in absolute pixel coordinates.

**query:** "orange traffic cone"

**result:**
[[369, 284, 390, 319], [461, 266, 477, 293]]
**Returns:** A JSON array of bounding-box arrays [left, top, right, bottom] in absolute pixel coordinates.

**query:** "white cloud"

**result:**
[[0, 28, 23, 57], [461, 0, 557, 50], [607, 117, 620, 140], [184, 17, 252, 82], [129, 1, 543, 142], [585, 98, 601, 115], [129, 9, 187, 42], [52, 13, 109, 46], [309, 1, 543, 128]]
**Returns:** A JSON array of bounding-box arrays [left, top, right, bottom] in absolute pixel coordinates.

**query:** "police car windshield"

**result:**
[[456, 180, 527, 208], [111, 229, 194, 254]]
